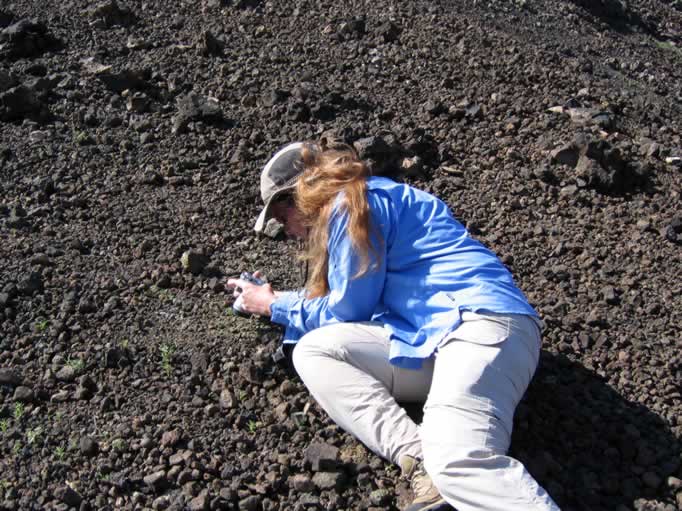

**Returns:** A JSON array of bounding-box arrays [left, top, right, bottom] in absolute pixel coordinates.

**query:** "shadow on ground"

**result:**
[[566, 0, 655, 35]]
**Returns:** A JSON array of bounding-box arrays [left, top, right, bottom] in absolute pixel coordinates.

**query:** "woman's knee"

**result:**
[[420, 401, 512, 486], [292, 322, 388, 374], [425, 414, 511, 455], [292, 330, 328, 375], [292, 325, 351, 381], [423, 442, 499, 492]]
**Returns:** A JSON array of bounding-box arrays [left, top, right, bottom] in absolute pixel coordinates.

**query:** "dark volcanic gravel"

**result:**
[[1, 1, 681, 510]]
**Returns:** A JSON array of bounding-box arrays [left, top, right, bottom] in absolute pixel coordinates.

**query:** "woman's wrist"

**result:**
[[264, 295, 277, 316]]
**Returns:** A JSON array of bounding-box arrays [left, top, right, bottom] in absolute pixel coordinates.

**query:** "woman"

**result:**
[[228, 142, 560, 511]]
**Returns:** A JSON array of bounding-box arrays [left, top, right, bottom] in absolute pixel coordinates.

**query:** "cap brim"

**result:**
[[253, 184, 297, 233], [254, 207, 269, 233]]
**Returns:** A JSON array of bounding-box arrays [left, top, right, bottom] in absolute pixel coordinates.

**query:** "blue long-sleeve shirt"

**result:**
[[270, 176, 538, 369]]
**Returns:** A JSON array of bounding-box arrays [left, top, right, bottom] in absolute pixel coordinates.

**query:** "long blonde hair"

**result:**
[[295, 144, 380, 298]]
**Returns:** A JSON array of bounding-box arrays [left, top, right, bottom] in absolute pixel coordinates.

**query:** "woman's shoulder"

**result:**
[[366, 176, 412, 199], [367, 176, 435, 205], [367, 175, 399, 189], [366, 176, 404, 207]]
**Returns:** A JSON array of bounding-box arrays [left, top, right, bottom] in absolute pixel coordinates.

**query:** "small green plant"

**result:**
[[13, 403, 24, 421], [66, 357, 85, 373], [247, 420, 260, 433], [111, 438, 125, 452], [656, 40, 682, 59], [656, 40, 679, 51], [55, 411, 63, 422], [54, 446, 66, 461], [26, 427, 42, 445], [291, 411, 307, 427], [35, 319, 49, 332], [73, 131, 92, 146], [120, 338, 130, 349], [157, 289, 173, 302], [145, 286, 174, 302], [160, 343, 175, 376], [12, 441, 22, 455], [0, 479, 11, 498], [0, 420, 8, 433]]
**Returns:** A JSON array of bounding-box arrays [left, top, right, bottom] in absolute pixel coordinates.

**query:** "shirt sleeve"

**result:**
[[270, 207, 387, 334]]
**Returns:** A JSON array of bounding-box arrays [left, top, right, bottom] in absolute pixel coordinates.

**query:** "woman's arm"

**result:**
[[270, 209, 387, 333]]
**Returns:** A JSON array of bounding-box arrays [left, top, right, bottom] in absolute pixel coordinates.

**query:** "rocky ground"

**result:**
[[0, 0, 681, 510]]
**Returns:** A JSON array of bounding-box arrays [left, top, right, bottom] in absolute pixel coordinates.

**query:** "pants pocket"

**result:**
[[442, 315, 512, 346]]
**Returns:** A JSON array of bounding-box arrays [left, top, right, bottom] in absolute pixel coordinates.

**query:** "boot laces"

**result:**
[[411, 464, 433, 497]]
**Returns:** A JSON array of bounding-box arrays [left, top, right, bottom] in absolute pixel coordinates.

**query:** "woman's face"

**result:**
[[270, 195, 307, 240]]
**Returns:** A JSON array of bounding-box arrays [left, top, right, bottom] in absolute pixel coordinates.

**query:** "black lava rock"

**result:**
[[172, 93, 223, 134], [304, 442, 340, 472], [80, 437, 99, 456], [0, 367, 21, 385], [90, 0, 136, 28], [17, 272, 43, 295], [0, 86, 44, 122], [0, 18, 60, 60]]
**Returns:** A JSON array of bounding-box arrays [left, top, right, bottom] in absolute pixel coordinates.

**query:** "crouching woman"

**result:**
[[228, 142, 561, 511]]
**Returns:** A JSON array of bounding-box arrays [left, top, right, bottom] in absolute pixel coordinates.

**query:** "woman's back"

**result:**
[[362, 176, 537, 367]]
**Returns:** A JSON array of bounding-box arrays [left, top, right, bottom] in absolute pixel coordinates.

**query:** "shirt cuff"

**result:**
[[270, 291, 299, 326]]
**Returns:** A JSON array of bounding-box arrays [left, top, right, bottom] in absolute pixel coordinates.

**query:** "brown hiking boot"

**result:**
[[399, 455, 453, 511]]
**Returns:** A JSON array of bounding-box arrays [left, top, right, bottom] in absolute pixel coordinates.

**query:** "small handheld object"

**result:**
[[232, 272, 265, 315]]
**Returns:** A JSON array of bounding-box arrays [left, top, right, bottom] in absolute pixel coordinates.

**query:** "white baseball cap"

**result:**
[[254, 142, 304, 232]]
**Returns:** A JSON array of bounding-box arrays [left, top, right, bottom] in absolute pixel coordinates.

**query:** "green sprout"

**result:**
[[13, 403, 24, 421], [0, 420, 8, 433], [12, 442, 22, 455], [35, 319, 49, 332], [54, 446, 66, 461], [160, 343, 175, 376], [291, 411, 307, 427], [73, 131, 92, 146], [26, 427, 42, 445], [120, 338, 129, 349], [111, 438, 125, 452], [144, 286, 174, 302], [656, 40, 682, 55], [157, 289, 174, 302], [66, 357, 85, 373], [0, 479, 10, 495], [247, 420, 260, 433]]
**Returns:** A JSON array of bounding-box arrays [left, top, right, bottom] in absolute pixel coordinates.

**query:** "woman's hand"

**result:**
[[227, 273, 277, 317]]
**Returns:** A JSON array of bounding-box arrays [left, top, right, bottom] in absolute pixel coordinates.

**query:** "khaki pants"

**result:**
[[292, 312, 560, 511]]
